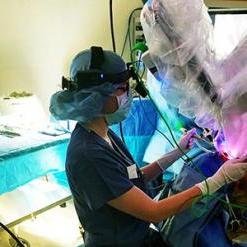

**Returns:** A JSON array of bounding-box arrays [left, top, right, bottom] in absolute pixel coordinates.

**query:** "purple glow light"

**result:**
[[222, 111, 247, 158]]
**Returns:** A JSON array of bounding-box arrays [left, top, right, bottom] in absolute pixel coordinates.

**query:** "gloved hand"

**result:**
[[178, 128, 197, 152], [196, 156, 247, 195]]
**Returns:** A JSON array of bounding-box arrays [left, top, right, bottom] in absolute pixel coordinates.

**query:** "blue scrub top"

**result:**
[[66, 124, 150, 247]]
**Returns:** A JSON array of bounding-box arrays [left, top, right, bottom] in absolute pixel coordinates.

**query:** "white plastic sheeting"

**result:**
[[141, 0, 221, 130], [141, 0, 247, 157]]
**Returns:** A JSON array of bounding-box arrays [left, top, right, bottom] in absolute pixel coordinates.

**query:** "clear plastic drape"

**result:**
[[141, 0, 247, 157]]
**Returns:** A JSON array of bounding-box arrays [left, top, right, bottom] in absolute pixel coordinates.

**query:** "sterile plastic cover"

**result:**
[[141, 0, 221, 130], [141, 0, 247, 157]]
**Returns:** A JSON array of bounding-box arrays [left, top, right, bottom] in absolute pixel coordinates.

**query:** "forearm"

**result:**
[[140, 161, 162, 183], [141, 148, 183, 182], [108, 185, 203, 224], [153, 186, 202, 222]]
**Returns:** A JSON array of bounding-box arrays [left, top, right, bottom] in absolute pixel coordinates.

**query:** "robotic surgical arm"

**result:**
[[140, 0, 247, 158]]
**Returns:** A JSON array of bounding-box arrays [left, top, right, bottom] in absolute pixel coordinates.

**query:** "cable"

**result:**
[[135, 63, 194, 163], [121, 21, 130, 57], [0, 222, 25, 247], [129, 48, 212, 203], [120, 7, 143, 57], [211, 193, 247, 211], [109, 0, 127, 143], [109, 0, 116, 52], [137, 96, 175, 148], [134, 57, 172, 142], [130, 44, 202, 167], [138, 96, 191, 166], [134, 57, 210, 184], [148, 182, 166, 191]]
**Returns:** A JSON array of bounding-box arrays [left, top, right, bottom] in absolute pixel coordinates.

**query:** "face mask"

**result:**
[[105, 90, 133, 125]]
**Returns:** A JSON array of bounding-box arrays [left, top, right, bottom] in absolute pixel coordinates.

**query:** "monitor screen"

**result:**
[[212, 12, 247, 59]]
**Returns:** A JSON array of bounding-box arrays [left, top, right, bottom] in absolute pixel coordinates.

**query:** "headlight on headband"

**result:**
[[62, 63, 147, 97]]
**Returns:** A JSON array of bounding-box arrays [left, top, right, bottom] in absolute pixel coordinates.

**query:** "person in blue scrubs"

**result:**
[[50, 47, 247, 247]]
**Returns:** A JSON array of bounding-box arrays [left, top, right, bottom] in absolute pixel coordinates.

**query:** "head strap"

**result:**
[[89, 46, 104, 70]]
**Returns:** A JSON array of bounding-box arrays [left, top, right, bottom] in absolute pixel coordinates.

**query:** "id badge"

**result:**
[[127, 164, 138, 179]]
